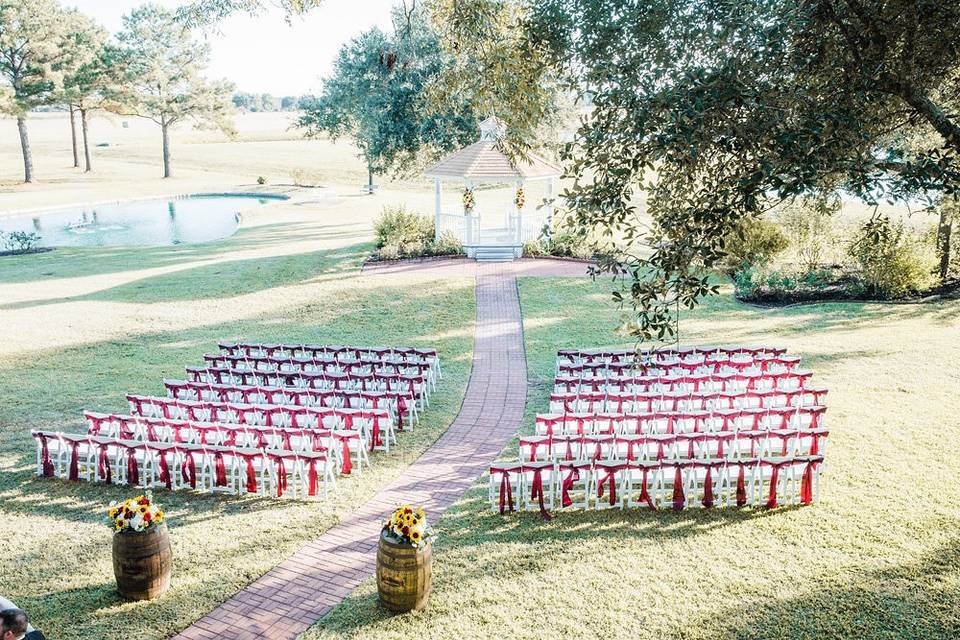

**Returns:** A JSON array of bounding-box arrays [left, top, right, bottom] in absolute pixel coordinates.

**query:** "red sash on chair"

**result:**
[[764, 460, 789, 509], [213, 451, 228, 486], [527, 466, 552, 521], [272, 455, 288, 497], [39, 435, 55, 477], [736, 464, 748, 506], [800, 459, 819, 505], [236, 452, 258, 493], [638, 465, 656, 510], [560, 467, 580, 507], [126, 446, 140, 486], [671, 465, 685, 511], [496, 468, 515, 514], [181, 450, 197, 489], [157, 449, 172, 489], [307, 458, 319, 496], [97, 442, 112, 484], [596, 464, 623, 507], [68, 440, 81, 481]]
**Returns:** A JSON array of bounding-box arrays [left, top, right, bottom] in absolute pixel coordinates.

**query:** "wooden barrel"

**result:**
[[376, 530, 432, 612], [112, 523, 172, 601]]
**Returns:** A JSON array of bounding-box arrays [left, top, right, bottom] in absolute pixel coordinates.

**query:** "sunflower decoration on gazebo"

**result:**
[[515, 186, 525, 210], [462, 187, 476, 213]]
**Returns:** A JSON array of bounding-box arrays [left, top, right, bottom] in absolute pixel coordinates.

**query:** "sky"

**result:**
[[65, 0, 398, 96]]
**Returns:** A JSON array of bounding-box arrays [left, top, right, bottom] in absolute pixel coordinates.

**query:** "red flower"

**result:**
[[404, 508, 412, 514], [143, 512, 152, 522], [138, 497, 149, 506], [401, 526, 410, 536]]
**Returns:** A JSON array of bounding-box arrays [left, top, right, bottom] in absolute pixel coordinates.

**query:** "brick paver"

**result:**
[[172, 260, 587, 640]]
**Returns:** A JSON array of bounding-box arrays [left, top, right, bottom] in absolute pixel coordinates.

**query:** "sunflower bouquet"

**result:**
[[515, 187, 525, 209], [383, 505, 433, 548], [107, 492, 165, 533], [462, 188, 475, 212]]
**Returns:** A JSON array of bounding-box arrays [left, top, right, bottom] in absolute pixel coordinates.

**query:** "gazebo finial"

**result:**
[[478, 116, 506, 142]]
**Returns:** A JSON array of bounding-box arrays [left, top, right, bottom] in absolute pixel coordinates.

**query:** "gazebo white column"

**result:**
[[434, 179, 442, 242], [546, 177, 555, 240]]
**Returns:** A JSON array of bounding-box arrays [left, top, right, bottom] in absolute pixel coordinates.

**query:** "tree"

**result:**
[[280, 95, 296, 110], [0, 0, 73, 183], [232, 91, 256, 111], [297, 3, 478, 190], [113, 4, 235, 178], [60, 9, 112, 172], [176, 0, 324, 26], [260, 92, 276, 111], [439, 0, 960, 339]]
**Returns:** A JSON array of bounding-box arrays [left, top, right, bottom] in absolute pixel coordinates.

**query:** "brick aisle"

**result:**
[[173, 263, 533, 640]]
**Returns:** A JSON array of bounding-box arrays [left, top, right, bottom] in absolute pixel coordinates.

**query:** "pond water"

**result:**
[[0, 193, 288, 248]]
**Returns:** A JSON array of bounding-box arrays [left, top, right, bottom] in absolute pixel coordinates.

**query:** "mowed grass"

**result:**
[[306, 277, 960, 640], [0, 204, 475, 640]]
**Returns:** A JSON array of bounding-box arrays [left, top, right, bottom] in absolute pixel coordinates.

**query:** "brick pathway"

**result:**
[[173, 260, 587, 639]]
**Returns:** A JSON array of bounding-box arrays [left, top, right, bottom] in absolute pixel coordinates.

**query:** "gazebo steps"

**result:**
[[474, 245, 517, 262]]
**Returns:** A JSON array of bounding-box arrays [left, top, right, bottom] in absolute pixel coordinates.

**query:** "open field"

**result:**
[[305, 278, 960, 640]]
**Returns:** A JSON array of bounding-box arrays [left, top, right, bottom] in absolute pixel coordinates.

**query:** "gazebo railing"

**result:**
[[437, 211, 467, 244], [515, 209, 549, 245]]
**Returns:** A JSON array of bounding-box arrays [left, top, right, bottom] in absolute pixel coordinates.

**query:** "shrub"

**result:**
[[374, 206, 434, 249], [372, 207, 463, 260], [849, 216, 937, 298], [522, 240, 545, 257], [256, 176, 267, 185], [2, 231, 41, 254], [721, 216, 789, 274], [432, 232, 464, 256]]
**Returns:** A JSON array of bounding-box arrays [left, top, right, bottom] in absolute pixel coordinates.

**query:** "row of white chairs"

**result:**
[[518, 429, 828, 463], [219, 341, 439, 372], [535, 406, 827, 436], [126, 395, 396, 452], [33, 430, 337, 498], [489, 455, 824, 514], [185, 366, 430, 409], [85, 411, 368, 475], [549, 387, 828, 413], [163, 379, 419, 426], [553, 369, 813, 394], [557, 346, 787, 362]]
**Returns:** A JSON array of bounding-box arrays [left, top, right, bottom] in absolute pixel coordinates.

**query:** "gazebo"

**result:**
[[424, 117, 562, 261]]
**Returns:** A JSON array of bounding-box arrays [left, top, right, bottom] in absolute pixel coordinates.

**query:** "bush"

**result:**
[[2, 231, 41, 254], [733, 263, 861, 302], [849, 216, 937, 299], [721, 216, 789, 274], [372, 207, 463, 260]]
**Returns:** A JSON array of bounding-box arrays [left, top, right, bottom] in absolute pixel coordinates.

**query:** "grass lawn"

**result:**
[[306, 277, 960, 640], [0, 202, 475, 640]]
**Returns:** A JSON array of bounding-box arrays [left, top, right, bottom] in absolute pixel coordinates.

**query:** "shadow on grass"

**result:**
[[700, 536, 960, 639], [0, 240, 372, 311], [0, 219, 370, 286]]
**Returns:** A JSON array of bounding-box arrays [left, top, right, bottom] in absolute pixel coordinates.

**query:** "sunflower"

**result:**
[[115, 518, 125, 530], [410, 529, 422, 543]]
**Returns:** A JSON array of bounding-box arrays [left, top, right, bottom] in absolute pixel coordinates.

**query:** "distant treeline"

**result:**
[[231, 93, 312, 113]]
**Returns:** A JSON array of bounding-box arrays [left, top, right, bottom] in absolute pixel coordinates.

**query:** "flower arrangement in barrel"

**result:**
[[383, 504, 433, 548], [107, 492, 165, 532], [462, 187, 475, 213]]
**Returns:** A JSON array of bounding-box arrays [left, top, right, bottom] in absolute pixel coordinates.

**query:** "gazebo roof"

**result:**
[[424, 117, 562, 181]]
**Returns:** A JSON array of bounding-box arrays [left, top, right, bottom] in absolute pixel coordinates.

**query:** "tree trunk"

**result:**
[[17, 116, 34, 183], [161, 118, 172, 178], [69, 105, 80, 168], [937, 200, 954, 281], [367, 164, 374, 194], [81, 108, 92, 172]]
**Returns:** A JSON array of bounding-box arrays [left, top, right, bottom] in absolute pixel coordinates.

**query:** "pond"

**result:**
[[0, 193, 289, 248]]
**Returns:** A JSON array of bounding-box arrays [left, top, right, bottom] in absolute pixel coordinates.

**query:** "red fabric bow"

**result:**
[[157, 449, 172, 489], [528, 467, 552, 521], [97, 443, 112, 484], [308, 458, 319, 496], [126, 446, 140, 486], [671, 466, 685, 511], [181, 450, 197, 489], [596, 466, 620, 507], [497, 469, 515, 514], [561, 467, 579, 507], [214, 451, 228, 487], [638, 467, 656, 510], [800, 460, 818, 505], [68, 441, 80, 481], [39, 435, 55, 477], [339, 438, 352, 475], [736, 464, 748, 506], [274, 456, 288, 497]]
